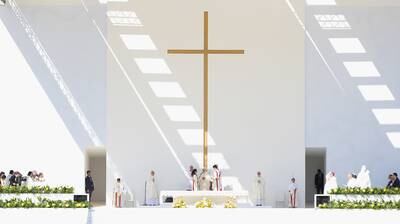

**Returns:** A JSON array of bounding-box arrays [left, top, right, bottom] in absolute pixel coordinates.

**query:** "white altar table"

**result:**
[[159, 190, 250, 206]]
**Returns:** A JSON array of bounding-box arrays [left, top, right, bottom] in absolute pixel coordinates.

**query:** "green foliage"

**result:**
[[0, 186, 74, 194], [329, 187, 400, 195], [319, 200, 400, 209], [0, 198, 89, 208]]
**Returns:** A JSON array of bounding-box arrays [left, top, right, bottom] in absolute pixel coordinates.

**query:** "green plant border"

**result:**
[[319, 200, 400, 209], [0, 186, 74, 194], [329, 187, 400, 195], [0, 198, 89, 208]]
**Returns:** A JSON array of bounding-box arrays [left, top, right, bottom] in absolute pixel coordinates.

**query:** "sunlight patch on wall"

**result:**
[[329, 38, 366, 54], [177, 129, 215, 146], [343, 61, 381, 77], [107, 11, 142, 27], [148, 82, 186, 98], [358, 85, 395, 101], [387, 132, 400, 148], [192, 152, 229, 170], [99, 0, 128, 4], [134, 58, 172, 74], [306, 0, 336, 5], [372, 109, 400, 125], [314, 15, 351, 30], [163, 105, 200, 122], [120, 34, 157, 50]]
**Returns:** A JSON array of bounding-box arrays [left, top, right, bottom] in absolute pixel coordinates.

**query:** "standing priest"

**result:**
[[252, 171, 265, 206], [145, 170, 159, 206]]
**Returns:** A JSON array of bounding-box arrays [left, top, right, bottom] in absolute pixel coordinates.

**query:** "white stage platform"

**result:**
[[1, 207, 400, 224]]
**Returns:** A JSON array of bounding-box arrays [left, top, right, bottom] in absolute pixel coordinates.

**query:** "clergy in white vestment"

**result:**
[[191, 169, 199, 191], [113, 178, 124, 208], [145, 170, 159, 206], [346, 173, 357, 188], [324, 172, 338, 194], [252, 171, 265, 206], [288, 178, 297, 208], [212, 164, 222, 191], [356, 165, 371, 188], [198, 169, 212, 191]]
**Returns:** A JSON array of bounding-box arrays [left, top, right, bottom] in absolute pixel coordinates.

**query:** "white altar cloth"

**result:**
[[159, 190, 250, 206]]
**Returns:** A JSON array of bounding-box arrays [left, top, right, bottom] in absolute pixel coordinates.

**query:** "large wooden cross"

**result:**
[[168, 11, 244, 170]]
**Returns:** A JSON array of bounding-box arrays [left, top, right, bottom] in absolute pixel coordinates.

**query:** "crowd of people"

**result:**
[[0, 170, 45, 187], [314, 166, 400, 195]]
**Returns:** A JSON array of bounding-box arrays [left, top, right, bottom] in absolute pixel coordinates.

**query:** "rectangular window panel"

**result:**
[[329, 38, 366, 54], [372, 109, 400, 125], [192, 152, 229, 170], [358, 85, 395, 101], [387, 132, 400, 148], [177, 129, 215, 146], [134, 58, 172, 74], [343, 61, 380, 77], [120, 34, 157, 50], [306, 0, 336, 5], [163, 105, 200, 122], [149, 82, 186, 98], [314, 14, 351, 30]]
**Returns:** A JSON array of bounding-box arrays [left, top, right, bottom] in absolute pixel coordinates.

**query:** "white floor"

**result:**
[[2, 207, 400, 224]]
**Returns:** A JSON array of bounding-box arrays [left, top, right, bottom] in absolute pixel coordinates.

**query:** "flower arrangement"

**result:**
[[0, 198, 89, 208], [172, 198, 187, 208], [319, 200, 400, 209], [329, 187, 400, 195], [195, 198, 213, 208], [224, 198, 237, 208], [0, 186, 74, 194]]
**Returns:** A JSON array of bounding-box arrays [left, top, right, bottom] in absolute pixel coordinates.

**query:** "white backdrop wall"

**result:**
[[107, 0, 306, 207], [306, 4, 400, 187]]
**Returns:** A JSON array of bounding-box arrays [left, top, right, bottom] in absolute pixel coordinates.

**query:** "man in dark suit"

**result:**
[[85, 170, 95, 202], [393, 173, 400, 188], [7, 170, 16, 186], [314, 169, 324, 194]]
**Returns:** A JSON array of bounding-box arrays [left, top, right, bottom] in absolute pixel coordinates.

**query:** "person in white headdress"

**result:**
[[198, 169, 212, 191], [346, 173, 358, 188], [252, 171, 265, 206], [324, 172, 338, 194], [113, 178, 124, 208], [356, 165, 372, 188], [145, 170, 159, 206]]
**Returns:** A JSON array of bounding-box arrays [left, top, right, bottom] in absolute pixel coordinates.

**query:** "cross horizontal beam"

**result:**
[[168, 49, 245, 54]]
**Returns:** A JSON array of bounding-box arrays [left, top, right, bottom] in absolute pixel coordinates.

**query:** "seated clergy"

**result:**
[[346, 173, 357, 188], [113, 178, 124, 208], [198, 169, 212, 191]]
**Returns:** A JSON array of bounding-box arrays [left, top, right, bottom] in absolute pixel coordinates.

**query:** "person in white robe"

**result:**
[[346, 173, 357, 188], [288, 178, 297, 208], [198, 169, 212, 191], [356, 165, 372, 188], [191, 169, 199, 191], [113, 178, 124, 208], [324, 172, 338, 194], [145, 170, 159, 206], [212, 164, 222, 191], [252, 171, 265, 206]]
